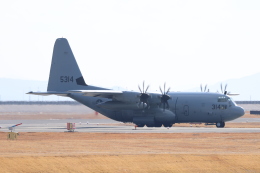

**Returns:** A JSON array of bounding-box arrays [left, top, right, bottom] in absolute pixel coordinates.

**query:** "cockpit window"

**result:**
[[228, 97, 237, 106], [218, 96, 228, 102]]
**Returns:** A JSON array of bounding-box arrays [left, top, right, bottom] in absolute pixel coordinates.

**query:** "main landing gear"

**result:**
[[216, 121, 225, 128], [136, 123, 173, 128], [163, 123, 173, 128]]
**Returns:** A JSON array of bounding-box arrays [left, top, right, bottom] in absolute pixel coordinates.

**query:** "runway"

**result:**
[[1, 118, 260, 133]]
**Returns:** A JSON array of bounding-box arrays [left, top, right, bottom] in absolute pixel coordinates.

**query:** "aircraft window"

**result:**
[[218, 97, 228, 102], [229, 97, 237, 106]]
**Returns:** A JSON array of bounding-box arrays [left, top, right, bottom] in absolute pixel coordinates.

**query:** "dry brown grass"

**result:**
[[0, 154, 259, 173], [0, 132, 259, 172], [0, 110, 259, 172], [243, 111, 260, 118], [1, 133, 259, 156]]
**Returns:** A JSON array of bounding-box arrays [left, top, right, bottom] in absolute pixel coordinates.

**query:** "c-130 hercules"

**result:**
[[28, 38, 245, 128]]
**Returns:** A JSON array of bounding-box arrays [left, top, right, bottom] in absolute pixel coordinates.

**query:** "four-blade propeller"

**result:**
[[220, 83, 228, 95], [159, 83, 171, 111], [138, 81, 150, 110], [200, 84, 209, 92], [137, 82, 171, 111]]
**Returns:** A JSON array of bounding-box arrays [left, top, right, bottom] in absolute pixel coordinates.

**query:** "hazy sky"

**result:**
[[1, 0, 260, 91]]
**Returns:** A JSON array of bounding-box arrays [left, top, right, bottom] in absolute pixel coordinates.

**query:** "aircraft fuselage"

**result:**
[[28, 38, 245, 128], [69, 91, 244, 127]]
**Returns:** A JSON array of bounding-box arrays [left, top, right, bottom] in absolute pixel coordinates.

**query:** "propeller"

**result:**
[[217, 83, 239, 96], [200, 84, 209, 92], [138, 81, 150, 110], [159, 83, 171, 111], [220, 83, 228, 95]]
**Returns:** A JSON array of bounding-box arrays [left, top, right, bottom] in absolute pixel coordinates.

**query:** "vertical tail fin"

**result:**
[[47, 38, 88, 91]]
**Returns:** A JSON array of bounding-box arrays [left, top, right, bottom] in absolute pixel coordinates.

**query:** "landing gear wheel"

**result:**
[[216, 122, 225, 128], [146, 124, 154, 127], [163, 123, 172, 128], [154, 123, 162, 127]]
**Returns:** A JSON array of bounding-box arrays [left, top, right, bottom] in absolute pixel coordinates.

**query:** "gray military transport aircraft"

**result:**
[[27, 38, 245, 128]]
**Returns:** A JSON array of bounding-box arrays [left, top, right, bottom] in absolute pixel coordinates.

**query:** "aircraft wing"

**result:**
[[27, 91, 69, 96], [27, 90, 123, 98], [68, 90, 123, 98]]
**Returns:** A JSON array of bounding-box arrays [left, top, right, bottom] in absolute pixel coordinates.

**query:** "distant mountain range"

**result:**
[[186, 73, 260, 101], [1, 73, 260, 101], [0, 78, 67, 101]]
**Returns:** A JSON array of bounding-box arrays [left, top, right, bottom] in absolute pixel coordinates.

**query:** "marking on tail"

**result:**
[[76, 77, 88, 86]]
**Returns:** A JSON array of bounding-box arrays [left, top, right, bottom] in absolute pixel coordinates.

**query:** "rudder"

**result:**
[[47, 38, 88, 91]]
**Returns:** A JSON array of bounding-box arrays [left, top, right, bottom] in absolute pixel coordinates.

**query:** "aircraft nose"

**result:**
[[234, 106, 245, 118]]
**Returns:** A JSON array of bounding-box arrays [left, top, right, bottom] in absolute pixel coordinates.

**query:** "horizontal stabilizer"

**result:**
[[68, 90, 123, 98], [27, 91, 69, 96]]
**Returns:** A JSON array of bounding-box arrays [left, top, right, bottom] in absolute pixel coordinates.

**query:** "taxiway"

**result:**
[[1, 118, 260, 133]]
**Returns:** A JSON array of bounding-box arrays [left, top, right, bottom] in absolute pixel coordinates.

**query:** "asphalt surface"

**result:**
[[1, 118, 260, 133]]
